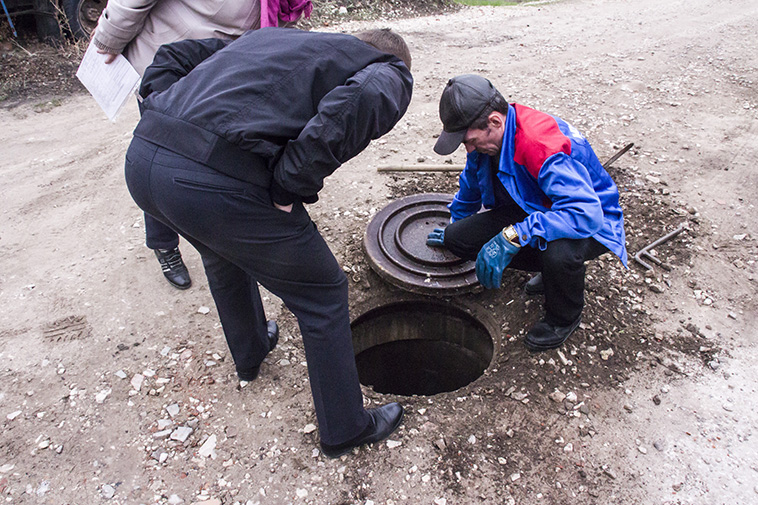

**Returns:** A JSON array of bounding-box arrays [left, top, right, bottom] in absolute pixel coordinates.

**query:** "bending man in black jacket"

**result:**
[[124, 27, 413, 458]]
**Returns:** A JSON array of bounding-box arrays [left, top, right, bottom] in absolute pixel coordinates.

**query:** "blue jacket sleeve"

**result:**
[[139, 38, 231, 99], [513, 153, 604, 248], [449, 153, 483, 222], [272, 60, 413, 203]]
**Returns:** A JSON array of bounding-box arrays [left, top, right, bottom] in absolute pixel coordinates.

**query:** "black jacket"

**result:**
[[133, 28, 413, 204]]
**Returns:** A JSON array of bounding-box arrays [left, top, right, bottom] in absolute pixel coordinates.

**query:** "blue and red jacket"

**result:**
[[449, 103, 628, 266]]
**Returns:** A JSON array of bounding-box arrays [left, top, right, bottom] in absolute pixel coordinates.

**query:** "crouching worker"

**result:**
[[124, 27, 413, 457], [428, 74, 627, 351]]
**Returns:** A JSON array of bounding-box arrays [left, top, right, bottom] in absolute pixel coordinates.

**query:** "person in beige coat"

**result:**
[[91, 0, 311, 289]]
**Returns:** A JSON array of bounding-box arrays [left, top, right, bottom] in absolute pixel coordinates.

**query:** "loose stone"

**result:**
[[130, 374, 144, 391], [549, 391, 566, 403], [198, 434, 217, 458], [101, 484, 115, 499], [170, 426, 193, 442]]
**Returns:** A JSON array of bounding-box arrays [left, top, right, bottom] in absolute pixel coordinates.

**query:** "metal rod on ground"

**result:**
[[633, 224, 686, 271], [602, 142, 634, 169], [378, 142, 635, 173], [377, 165, 464, 173]]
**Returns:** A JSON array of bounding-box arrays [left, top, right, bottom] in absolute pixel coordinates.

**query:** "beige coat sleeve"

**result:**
[[92, 0, 261, 76], [92, 0, 159, 56]]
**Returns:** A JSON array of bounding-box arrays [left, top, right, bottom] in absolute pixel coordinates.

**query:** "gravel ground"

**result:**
[[1, 0, 757, 504]]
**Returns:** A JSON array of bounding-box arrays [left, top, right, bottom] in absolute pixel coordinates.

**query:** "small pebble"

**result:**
[[130, 374, 144, 391], [101, 484, 115, 499], [549, 390, 566, 403]]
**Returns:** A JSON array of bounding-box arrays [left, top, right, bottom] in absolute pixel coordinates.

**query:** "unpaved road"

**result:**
[[1, 0, 757, 504]]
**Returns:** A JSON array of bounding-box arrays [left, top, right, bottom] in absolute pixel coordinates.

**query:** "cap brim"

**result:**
[[433, 129, 466, 155]]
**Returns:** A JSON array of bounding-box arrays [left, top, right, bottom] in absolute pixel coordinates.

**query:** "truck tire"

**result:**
[[62, 0, 104, 40], [33, 0, 62, 43]]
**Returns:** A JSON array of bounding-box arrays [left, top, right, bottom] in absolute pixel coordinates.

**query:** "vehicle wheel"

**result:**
[[33, 0, 62, 44], [62, 0, 105, 40]]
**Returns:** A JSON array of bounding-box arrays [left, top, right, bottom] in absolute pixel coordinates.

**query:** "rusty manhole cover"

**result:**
[[364, 193, 478, 296]]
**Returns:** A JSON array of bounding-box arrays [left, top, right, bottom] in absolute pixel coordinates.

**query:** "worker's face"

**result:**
[[461, 112, 505, 156]]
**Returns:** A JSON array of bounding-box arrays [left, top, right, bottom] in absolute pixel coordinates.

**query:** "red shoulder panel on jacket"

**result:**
[[512, 104, 571, 179]]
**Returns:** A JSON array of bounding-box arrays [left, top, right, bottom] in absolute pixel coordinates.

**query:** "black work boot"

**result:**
[[524, 316, 581, 352], [524, 272, 544, 295], [154, 247, 192, 290]]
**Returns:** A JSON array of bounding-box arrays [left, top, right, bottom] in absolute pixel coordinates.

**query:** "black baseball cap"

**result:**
[[433, 74, 502, 155]]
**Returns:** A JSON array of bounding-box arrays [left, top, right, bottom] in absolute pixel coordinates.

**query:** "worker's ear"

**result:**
[[487, 111, 505, 129]]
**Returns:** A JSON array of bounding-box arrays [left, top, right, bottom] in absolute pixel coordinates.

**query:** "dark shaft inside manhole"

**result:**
[[351, 300, 495, 396]]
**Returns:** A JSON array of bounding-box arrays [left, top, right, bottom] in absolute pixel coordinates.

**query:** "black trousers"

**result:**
[[444, 204, 608, 326], [124, 137, 369, 445], [144, 212, 180, 250]]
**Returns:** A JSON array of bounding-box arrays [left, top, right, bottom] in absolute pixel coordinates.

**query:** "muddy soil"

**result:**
[[1, 0, 757, 504]]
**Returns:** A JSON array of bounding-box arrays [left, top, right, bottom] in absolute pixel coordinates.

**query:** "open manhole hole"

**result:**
[[351, 298, 498, 396]]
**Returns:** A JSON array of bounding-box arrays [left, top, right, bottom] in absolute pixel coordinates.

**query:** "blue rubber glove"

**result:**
[[475, 232, 521, 289], [426, 228, 445, 247]]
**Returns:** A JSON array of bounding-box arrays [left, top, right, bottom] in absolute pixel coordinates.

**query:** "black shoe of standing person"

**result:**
[[524, 316, 581, 352], [524, 272, 544, 295], [154, 247, 192, 290], [237, 321, 279, 382], [320, 403, 404, 458]]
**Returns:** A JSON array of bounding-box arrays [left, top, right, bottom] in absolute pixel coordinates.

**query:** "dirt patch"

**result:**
[[0, 37, 85, 105]]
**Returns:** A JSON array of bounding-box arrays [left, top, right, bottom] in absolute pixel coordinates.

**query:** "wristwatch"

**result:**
[[502, 225, 521, 247]]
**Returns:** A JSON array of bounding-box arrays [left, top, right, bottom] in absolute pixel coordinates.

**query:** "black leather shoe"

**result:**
[[237, 320, 279, 381], [266, 320, 279, 351], [524, 316, 581, 352], [524, 272, 544, 295], [154, 247, 191, 290], [320, 402, 404, 458]]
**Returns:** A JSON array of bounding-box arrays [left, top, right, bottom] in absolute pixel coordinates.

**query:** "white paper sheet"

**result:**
[[76, 40, 141, 121]]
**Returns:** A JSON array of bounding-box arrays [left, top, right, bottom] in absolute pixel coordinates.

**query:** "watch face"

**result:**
[[503, 227, 519, 245]]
